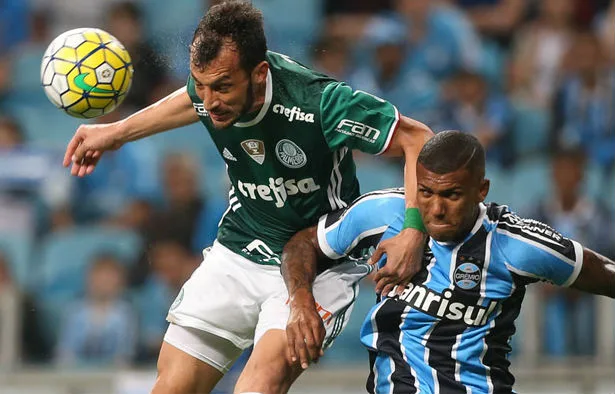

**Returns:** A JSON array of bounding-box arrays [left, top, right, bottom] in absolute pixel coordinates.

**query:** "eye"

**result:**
[[419, 189, 432, 197], [216, 84, 232, 93], [448, 192, 461, 200]]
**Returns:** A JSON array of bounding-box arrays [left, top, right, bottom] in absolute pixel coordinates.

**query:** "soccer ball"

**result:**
[[41, 28, 134, 118]]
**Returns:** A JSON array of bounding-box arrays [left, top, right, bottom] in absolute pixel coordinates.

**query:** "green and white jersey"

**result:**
[[186, 51, 400, 265]]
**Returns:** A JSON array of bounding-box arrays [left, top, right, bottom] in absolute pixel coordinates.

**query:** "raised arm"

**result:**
[[370, 116, 433, 295], [64, 86, 199, 176], [571, 248, 615, 298], [281, 226, 327, 369]]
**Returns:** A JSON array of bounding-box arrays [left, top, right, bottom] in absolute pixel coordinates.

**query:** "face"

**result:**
[[163, 156, 198, 204], [190, 43, 268, 129], [417, 164, 489, 242], [88, 259, 125, 301]]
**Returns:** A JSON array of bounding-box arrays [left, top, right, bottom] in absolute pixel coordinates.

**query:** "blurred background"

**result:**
[[0, 0, 613, 393]]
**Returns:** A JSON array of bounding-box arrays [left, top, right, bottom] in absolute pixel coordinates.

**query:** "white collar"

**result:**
[[234, 69, 273, 128]]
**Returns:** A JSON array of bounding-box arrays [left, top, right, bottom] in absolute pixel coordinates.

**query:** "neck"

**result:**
[[454, 205, 481, 242], [247, 78, 267, 114]]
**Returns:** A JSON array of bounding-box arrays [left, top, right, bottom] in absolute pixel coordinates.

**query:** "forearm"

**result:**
[[281, 228, 321, 298], [400, 117, 433, 208], [117, 86, 199, 143], [572, 248, 615, 298]]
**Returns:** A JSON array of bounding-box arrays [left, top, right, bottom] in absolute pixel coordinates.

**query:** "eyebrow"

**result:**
[[191, 73, 231, 86]]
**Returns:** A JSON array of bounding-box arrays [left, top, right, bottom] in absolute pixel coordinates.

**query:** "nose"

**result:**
[[202, 86, 220, 112], [431, 197, 446, 220]]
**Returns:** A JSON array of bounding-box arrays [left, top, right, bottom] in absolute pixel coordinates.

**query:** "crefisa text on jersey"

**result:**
[[273, 104, 315, 123]]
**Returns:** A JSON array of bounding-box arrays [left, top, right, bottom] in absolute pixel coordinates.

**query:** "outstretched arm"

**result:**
[[64, 86, 199, 176], [571, 248, 615, 298], [281, 226, 327, 369], [371, 116, 433, 295]]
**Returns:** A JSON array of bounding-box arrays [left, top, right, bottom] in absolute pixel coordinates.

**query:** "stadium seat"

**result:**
[[485, 162, 514, 206], [0, 233, 33, 289], [510, 103, 551, 159], [35, 226, 142, 298], [509, 157, 551, 215], [8, 104, 83, 149], [253, 0, 323, 62], [355, 156, 404, 193]]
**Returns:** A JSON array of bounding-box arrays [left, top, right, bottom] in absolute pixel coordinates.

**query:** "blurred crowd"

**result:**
[[0, 0, 613, 371]]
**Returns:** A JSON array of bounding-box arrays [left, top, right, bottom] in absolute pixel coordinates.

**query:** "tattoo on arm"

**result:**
[[281, 227, 325, 297]]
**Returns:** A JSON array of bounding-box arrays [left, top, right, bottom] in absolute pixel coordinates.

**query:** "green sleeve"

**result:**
[[186, 75, 200, 103], [319, 81, 400, 154]]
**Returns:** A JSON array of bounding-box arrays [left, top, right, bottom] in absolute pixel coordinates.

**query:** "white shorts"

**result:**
[[165, 241, 372, 367]]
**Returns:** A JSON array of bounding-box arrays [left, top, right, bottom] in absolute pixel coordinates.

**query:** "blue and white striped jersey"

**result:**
[[317, 188, 406, 262], [317, 190, 584, 394]]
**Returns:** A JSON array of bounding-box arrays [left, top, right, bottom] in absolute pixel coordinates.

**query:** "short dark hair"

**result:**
[[418, 130, 485, 179], [191, 1, 267, 72]]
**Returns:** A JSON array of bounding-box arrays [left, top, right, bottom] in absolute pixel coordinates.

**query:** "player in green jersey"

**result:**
[[63, 2, 434, 393]]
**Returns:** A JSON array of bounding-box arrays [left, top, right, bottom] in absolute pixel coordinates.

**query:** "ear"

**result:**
[[478, 178, 490, 202], [251, 61, 269, 84]]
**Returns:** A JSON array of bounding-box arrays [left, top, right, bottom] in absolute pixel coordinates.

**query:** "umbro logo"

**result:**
[[222, 148, 237, 162]]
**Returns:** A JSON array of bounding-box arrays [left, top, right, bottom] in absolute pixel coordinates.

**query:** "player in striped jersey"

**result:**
[[282, 131, 614, 393]]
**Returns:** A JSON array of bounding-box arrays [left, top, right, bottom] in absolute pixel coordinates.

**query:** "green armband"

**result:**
[[403, 208, 426, 232]]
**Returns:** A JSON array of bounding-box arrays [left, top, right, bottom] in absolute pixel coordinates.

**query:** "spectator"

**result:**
[[0, 0, 29, 54], [348, 16, 440, 124], [552, 30, 615, 169], [72, 111, 158, 222], [135, 240, 199, 362], [0, 252, 50, 365], [392, 0, 483, 80], [510, 0, 576, 107], [129, 153, 225, 286], [594, 0, 615, 64], [454, 0, 528, 49], [532, 147, 613, 356], [0, 117, 37, 236], [311, 34, 351, 81], [105, 2, 173, 110], [55, 254, 136, 367], [435, 70, 511, 165]]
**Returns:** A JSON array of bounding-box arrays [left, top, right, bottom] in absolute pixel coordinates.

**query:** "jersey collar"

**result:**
[[234, 69, 273, 128]]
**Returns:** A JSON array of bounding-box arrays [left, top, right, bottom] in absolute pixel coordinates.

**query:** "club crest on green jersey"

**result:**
[[241, 139, 265, 164], [275, 139, 307, 168]]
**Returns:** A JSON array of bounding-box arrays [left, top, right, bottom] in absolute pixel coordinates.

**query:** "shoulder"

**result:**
[[267, 51, 336, 90]]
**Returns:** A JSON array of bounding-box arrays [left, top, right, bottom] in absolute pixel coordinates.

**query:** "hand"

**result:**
[[286, 288, 325, 369], [63, 123, 124, 177], [369, 228, 426, 296]]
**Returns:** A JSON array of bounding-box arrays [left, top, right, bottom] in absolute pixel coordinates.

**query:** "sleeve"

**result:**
[[185, 75, 201, 103], [495, 216, 584, 287], [319, 82, 400, 155], [316, 190, 405, 260]]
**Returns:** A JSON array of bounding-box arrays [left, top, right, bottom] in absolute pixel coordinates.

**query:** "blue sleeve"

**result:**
[[494, 216, 584, 287], [317, 189, 405, 259]]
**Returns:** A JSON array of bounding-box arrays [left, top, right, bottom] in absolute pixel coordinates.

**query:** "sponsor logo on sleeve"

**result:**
[[335, 119, 381, 143]]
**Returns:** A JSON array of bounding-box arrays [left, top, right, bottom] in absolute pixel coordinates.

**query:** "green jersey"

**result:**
[[186, 51, 400, 265]]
